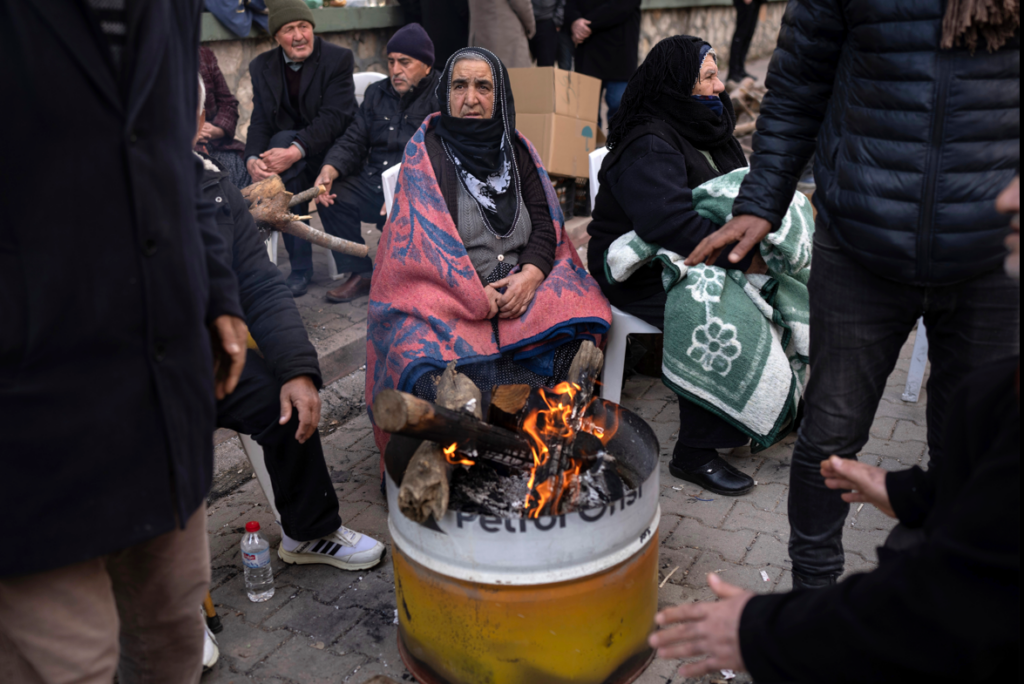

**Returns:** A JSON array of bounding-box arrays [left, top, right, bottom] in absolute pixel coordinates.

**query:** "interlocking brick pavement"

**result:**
[[202, 328, 928, 684]]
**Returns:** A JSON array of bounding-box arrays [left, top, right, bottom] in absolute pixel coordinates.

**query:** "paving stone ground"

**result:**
[[202, 328, 928, 684]]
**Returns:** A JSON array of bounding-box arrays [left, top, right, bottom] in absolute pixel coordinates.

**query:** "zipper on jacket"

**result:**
[[918, 52, 952, 283]]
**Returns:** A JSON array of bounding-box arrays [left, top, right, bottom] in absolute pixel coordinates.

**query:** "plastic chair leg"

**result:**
[[902, 318, 929, 403], [601, 324, 628, 405], [238, 434, 283, 523]]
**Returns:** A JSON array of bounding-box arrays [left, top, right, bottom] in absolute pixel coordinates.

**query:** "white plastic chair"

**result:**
[[238, 434, 283, 524], [266, 231, 278, 265], [902, 320, 929, 403], [382, 163, 401, 217], [315, 72, 390, 280], [587, 148, 662, 404]]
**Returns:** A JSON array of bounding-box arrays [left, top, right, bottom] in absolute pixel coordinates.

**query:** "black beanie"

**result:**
[[386, 23, 435, 67]]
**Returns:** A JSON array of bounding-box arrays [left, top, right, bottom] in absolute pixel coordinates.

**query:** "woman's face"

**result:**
[[450, 59, 495, 119], [692, 54, 725, 97]]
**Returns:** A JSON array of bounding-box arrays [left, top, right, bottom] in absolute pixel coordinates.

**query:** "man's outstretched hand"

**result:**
[[821, 455, 895, 517], [279, 375, 322, 444], [649, 573, 754, 678], [210, 315, 248, 400], [686, 215, 773, 267]]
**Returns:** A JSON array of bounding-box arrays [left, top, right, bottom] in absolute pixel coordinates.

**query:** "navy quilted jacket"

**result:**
[[733, 0, 1020, 286]]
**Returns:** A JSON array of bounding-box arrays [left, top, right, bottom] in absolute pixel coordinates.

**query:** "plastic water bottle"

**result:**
[[241, 521, 275, 602]]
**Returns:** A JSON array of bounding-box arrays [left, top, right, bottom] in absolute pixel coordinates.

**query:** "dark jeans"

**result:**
[[530, 18, 559, 67], [216, 351, 341, 541], [789, 224, 1019, 580], [601, 81, 628, 128], [728, 0, 765, 79], [322, 173, 387, 278], [619, 288, 750, 457]]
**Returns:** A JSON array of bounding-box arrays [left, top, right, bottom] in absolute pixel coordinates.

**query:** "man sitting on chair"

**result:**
[[196, 79, 385, 572], [314, 23, 442, 303]]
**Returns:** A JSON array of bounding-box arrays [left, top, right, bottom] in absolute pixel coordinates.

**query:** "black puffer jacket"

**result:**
[[200, 160, 322, 389], [322, 70, 440, 182], [733, 0, 1019, 286]]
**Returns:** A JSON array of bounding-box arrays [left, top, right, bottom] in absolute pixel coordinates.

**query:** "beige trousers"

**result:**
[[0, 504, 210, 684]]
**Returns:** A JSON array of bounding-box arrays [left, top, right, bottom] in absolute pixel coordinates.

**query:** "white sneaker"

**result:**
[[278, 525, 386, 571], [201, 612, 219, 674]]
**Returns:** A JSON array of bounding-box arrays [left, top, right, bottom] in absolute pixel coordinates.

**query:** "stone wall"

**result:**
[[641, 2, 786, 74], [206, 28, 394, 146], [208, 2, 785, 146]]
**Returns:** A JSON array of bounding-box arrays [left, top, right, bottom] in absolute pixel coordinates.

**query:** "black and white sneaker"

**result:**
[[278, 525, 385, 571]]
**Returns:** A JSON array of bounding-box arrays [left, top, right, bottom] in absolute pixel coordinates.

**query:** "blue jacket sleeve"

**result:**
[[732, 0, 847, 227]]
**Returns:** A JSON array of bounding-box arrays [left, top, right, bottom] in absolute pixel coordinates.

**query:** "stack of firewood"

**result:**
[[729, 76, 767, 143]]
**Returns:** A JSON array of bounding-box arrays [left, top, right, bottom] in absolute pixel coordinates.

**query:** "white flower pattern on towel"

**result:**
[[686, 265, 726, 303], [688, 318, 742, 376]]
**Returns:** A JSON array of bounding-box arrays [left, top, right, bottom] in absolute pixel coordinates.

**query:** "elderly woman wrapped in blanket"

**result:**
[[366, 47, 611, 459]]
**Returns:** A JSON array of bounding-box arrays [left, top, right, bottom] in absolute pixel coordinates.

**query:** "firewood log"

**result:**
[[395, 364, 489, 523], [240, 175, 369, 258], [488, 384, 531, 430]]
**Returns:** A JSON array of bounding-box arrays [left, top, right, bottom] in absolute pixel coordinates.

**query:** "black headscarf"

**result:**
[[435, 47, 522, 238], [607, 35, 745, 173]]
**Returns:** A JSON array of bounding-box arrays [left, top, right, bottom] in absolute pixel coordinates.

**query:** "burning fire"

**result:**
[[521, 382, 619, 518], [444, 442, 476, 467]]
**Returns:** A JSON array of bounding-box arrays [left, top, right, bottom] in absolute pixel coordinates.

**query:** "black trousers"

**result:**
[[216, 351, 341, 541], [788, 225, 1019, 580], [530, 18, 559, 67], [617, 288, 750, 456], [729, 0, 765, 79], [324, 173, 387, 278]]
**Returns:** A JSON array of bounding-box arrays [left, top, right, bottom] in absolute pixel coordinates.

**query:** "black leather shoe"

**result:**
[[669, 452, 754, 496], [792, 572, 838, 590], [285, 269, 313, 297]]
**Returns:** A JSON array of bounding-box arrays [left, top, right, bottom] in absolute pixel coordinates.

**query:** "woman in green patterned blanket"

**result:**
[[587, 35, 763, 496]]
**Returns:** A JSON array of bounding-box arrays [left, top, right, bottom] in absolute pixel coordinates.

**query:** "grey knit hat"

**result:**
[[267, 0, 316, 38]]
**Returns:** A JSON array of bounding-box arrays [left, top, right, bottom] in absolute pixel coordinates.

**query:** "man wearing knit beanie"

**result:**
[[313, 23, 441, 303], [245, 0, 359, 297]]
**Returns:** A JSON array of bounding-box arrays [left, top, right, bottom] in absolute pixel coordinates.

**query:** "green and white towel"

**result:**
[[604, 168, 814, 450]]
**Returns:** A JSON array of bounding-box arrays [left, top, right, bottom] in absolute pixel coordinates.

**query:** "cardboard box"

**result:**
[[508, 67, 602, 122], [517, 113, 600, 179]]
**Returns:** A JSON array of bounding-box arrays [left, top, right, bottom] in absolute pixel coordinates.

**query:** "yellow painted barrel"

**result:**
[[393, 531, 658, 684], [384, 401, 662, 684]]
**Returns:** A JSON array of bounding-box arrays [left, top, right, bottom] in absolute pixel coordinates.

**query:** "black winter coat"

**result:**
[[0, 0, 243, 575], [200, 162, 321, 389], [740, 358, 1020, 683], [422, 0, 470, 69], [322, 70, 441, 183], [733, 0, 1020, 286], [245, 38, 357, 171], [564, 0, 641, 82]]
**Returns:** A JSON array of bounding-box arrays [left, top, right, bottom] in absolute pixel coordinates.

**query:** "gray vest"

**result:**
[[456, 180, 532, 280]]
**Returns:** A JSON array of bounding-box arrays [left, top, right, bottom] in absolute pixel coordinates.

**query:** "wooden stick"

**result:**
[[488, 384, 531, 430], [278, 220, 369, 258], [374, 389, 534, 460], [397, 364, 485, 523], [288, 185, 326, 208]]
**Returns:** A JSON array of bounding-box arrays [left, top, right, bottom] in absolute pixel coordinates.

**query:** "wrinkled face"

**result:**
[[692, 53, 725, 97], [450, 59, 494, 120], [388, 52, 432, 95], [276, 21, 314, 62], [997, 176, 1020, 281]]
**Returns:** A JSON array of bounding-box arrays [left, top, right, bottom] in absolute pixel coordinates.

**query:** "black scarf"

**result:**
[[435, 47, 522, 238], [607, 35, 745, 174]]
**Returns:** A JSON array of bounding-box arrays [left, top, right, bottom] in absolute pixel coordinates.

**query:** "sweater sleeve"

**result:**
[[516, 143, 556, 276], [608, 135, 754, 271]]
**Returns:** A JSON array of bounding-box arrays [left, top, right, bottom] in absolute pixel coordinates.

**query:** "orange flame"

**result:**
[[521, 382, 605, 518], [443, 442, 475, 467]]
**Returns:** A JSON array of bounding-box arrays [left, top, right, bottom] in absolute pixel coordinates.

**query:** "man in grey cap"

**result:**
[[245, 0, 358, 296]]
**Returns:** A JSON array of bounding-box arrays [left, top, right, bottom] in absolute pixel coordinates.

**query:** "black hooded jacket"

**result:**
[[733, 0, 1019, 286], [322, 70, 441, 182], [200, 161, 322, 389]]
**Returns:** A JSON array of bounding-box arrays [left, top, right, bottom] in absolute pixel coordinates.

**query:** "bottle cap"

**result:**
[[245, 521, 261, 533]]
